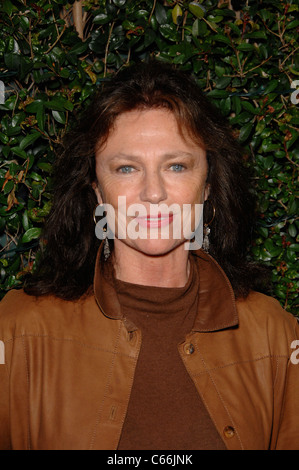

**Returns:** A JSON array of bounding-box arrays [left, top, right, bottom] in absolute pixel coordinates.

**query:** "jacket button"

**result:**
[[223, 426, 235, 439], [184, 343, 195, 355]]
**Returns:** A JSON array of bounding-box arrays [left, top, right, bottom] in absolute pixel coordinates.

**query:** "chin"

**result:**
[[129, 239, 185, 257]]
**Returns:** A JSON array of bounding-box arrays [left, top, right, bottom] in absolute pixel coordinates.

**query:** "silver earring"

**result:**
[[103, 231, 110, 261], [202, 225, 211, 252], [202, 202, 215, 253]]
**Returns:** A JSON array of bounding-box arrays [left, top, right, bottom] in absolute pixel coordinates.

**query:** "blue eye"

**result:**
[[118, 166, 134, 174], [170, 164, 185, 172]]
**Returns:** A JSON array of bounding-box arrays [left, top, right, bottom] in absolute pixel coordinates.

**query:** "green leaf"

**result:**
[[69, 42, 88, 55], [256, 154, 274, 170], [263, 80, 279, 95], [21, 227, 42, 243], [22, 210, 30, 231], [259, 10, 273, 22], [37, 162, 53, 173], [189, 2, 206, 19], [288, 198, 297, 215], [45, 98, 67, 112], [11, 146, 27, 159], [238, 122, 253, 143], [286, 20, 299, 30], [195, 18, 208, 37], [155, 3, 168, 25], [159, 24, 179, 42], [288, 224, 297, 238], [25, 99, 44, 113], [258, 226, 269, 238], [232, 96, 242, 115], [3, 0, 15, 15], [0, 132, 9, 144], [212, 34, 231, 45], [215, 65, 226, 77], [215, 76, 231, 89], [52, 110, 66, 124], [289, 244, 299, 252], [93, 14, 110, 25], [192, 18, 199, 36], [207, 15, 223, 23], [241, 101, 258, 114], [29, 171, 43, 182], [260, 138, 280, 152], [258, 44, 269, 60], [245, 31, 267, 40], [19, 132, 40, 150], [3, 180, 14, 195], [4, 53, 21, 71], [113, 0, 126, 7], [133, 10, 149, 20], [172, 5, 183, 25], [237, 43, 255, 51], [220, 96, 231, 116], [207, 89, 228, 98], [36, 103, 45, 131], [264, 241, 282, 257]]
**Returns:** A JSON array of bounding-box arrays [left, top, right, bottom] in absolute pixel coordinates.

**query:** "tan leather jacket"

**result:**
[[0, 248, 298, 450]]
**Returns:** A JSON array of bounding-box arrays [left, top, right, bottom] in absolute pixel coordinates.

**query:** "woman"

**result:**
[[0, 60, 298, 450]]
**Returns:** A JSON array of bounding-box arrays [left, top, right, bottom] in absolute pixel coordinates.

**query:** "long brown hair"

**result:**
[[24, 60, 270, 299]]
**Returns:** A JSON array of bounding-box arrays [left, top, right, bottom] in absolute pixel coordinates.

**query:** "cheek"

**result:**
[[95, 174, 122, 205], [177, 178, 208, 205]]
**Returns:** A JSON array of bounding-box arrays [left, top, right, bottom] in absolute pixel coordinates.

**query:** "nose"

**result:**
[[139, 170, 167, 204]]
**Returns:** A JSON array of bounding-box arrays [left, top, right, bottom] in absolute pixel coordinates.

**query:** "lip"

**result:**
[[135, 213, 174, 228]]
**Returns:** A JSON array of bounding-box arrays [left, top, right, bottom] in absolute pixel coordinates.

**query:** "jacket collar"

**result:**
[[93, 243, 238, 333]]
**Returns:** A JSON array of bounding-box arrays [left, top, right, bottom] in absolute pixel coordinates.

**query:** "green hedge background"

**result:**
[[0, 0, 298, 314]]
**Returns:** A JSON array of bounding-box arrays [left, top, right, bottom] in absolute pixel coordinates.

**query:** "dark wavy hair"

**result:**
[[24, 59, 270, 300]]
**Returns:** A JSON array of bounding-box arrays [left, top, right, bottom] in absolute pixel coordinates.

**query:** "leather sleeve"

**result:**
[[0, 292, 18, 451], [0, 342, 11, 450], [275, 317, 299, 450]]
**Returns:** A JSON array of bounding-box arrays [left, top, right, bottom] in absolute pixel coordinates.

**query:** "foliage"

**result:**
[[0, 0, 298, 314]]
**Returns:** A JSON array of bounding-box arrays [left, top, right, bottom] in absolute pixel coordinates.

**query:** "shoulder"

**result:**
[[236, 291, 296, 321], [0, 288, 67, 319], [236, 291, 298, 346], [0, 289, 96, 341]]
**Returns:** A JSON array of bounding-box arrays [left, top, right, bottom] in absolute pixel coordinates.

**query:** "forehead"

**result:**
[[112, 108, 178, 135], [96, 108, 203, 155]]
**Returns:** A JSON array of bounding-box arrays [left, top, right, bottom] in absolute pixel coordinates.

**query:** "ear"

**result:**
[[92, 181, 103, 205], [204, 183, 211, 202]]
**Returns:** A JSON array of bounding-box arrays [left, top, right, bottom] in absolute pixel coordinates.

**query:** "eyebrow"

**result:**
[[109, 151, 196, 161]]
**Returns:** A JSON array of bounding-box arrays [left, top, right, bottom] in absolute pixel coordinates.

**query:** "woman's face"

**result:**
[[94, 108, 209, 256]]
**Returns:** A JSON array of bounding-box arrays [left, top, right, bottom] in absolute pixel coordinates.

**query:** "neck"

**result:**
[[112, 241, 190, 288]]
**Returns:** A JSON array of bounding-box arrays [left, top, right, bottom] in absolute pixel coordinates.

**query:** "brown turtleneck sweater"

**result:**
[[103, 255, 226, 450]]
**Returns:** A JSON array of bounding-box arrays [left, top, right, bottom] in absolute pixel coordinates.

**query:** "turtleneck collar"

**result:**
[[93, 242, 238, 333], [110, 253, 198, 316]]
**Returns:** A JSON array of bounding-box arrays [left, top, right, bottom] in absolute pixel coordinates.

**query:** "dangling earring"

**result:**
[[93, 204, 111, 261], [202, 201, 215, 253]]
